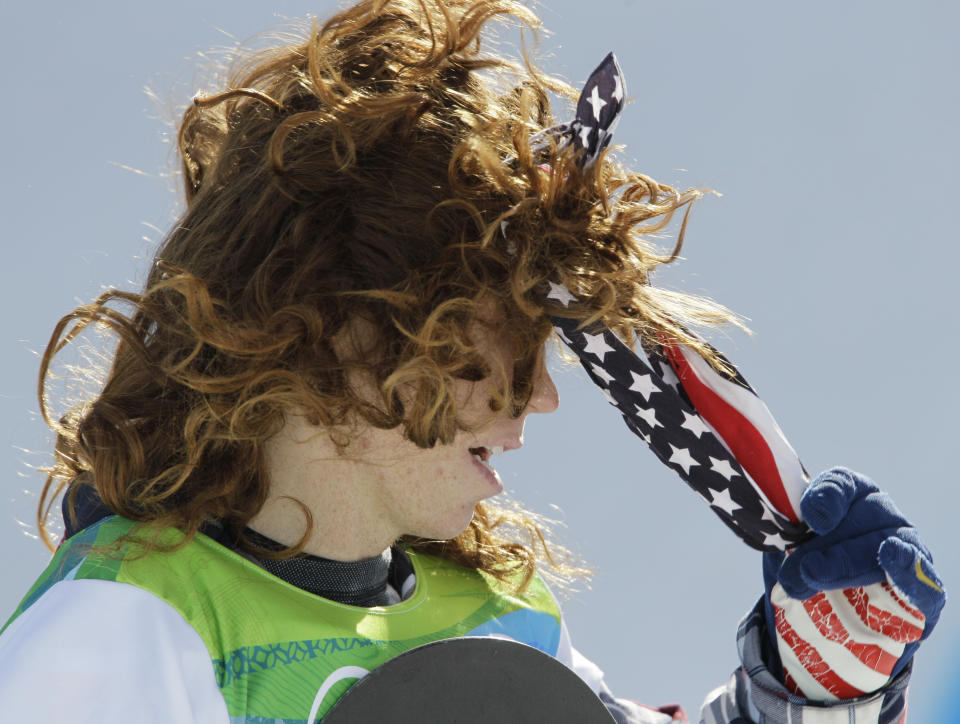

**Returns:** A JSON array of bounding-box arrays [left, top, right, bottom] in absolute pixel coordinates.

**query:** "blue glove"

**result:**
[[762, 467, 945, 696]]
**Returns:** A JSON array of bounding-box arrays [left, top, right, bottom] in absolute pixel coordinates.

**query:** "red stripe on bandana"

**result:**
[[661, 341, 798, 522]]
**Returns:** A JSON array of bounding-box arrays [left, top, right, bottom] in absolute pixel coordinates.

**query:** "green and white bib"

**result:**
[[3, 516, 562, 722]]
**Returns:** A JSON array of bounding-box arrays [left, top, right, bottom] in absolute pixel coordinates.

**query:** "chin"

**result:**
[[418, 506, 479, 542]]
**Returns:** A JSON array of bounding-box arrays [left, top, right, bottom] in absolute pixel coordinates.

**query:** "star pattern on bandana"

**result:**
[[680, 410, 711, 438], [569, 53, 625, 166], [629, 371, 658, 401], [709, 457, 738, 481], [634, 405, 660, 430], [591, 363, 616, 385], [551, 315, 810, 552], [668, 445, 698, 475], [583, 332, 615, 361], [531, 53, 627, 169], [546, 282, 577, 307], [761, 530, 791, 549], [532, 52, 811, 553], [587, 85, 607, 119], [709, 488, 740, 517]]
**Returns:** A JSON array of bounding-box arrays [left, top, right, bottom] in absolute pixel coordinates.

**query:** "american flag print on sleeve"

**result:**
[[698, 599, 911, 724], [770, 581, 924, 701]]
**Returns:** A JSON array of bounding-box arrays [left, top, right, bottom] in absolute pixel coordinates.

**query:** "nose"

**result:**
[[526, 359, 559, 415]]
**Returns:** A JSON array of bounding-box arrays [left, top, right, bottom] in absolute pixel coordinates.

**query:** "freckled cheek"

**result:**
[[410, 461, 467, 512], [394, 459, 453, 500]]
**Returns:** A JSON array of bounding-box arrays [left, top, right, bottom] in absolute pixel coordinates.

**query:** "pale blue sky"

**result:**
[[1, 0, 957, 717]]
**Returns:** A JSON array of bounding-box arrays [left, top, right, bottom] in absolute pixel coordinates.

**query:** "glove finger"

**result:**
[[801, 467, 878, 535], [777, 550, 819, 600], [879, 537, 946, 633], [796, 530, 891, 590], [884, 525, 935, 565], [840, 490, 910, 537]]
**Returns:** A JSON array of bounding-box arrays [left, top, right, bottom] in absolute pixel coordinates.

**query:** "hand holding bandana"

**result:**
[[537, 54, 945, 702], [763, 468, 944, 698]]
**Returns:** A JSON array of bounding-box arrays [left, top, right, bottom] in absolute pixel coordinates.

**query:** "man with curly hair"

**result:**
[[0, 1, 943, 722]]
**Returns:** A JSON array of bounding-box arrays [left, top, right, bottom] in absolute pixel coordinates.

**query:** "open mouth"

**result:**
[[469, 446, 504, 470], [469, 446, 490, 462]]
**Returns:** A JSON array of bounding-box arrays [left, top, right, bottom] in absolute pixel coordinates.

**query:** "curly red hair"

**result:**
[[39, 0, 740, 590]]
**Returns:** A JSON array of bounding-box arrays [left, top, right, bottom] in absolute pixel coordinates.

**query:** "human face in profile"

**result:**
[[255, 309, 559, 560]]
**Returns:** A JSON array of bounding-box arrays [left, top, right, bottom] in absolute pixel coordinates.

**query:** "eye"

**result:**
[[456, 362, 488, 382], [507, 355, 537, 417]]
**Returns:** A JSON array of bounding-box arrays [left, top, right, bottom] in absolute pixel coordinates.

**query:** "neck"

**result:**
[[251, 414, 399, 561]]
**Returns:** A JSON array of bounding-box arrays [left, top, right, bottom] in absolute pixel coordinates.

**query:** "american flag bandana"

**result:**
[[529, 52, 625, 170], [550, 315, 810, 552], [529, 54, 813, 552]]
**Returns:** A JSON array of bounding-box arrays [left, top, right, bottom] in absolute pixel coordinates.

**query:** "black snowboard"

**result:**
[[323, 636, 616, 723]]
